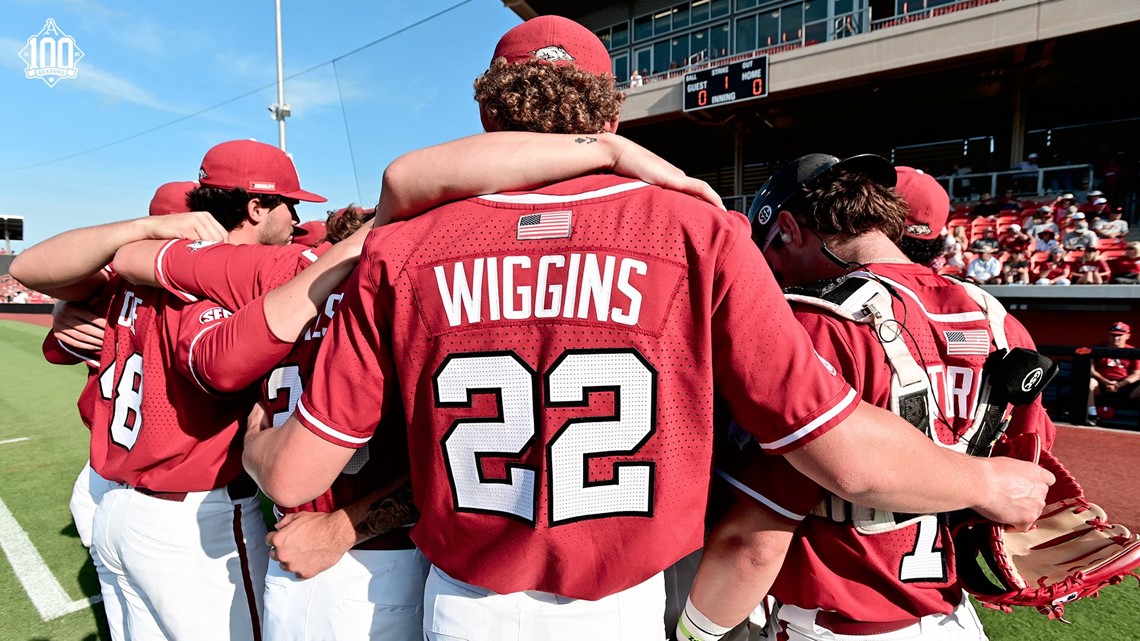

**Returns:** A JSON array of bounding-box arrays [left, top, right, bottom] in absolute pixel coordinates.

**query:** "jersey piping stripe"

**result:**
[[296, 399, 371, 445], [56, 339, 99, 368], [852, 272, 987, 323], [155, 239, 198, 303], [759, 387, 858, 451], [187, 323, 222, 394], [475, 180, 651, 204], [715, 468, 806, 521]]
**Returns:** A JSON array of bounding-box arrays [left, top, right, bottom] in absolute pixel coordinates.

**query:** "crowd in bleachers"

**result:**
[[934, 189, 1137, 285], [0, 273, 53, 303]]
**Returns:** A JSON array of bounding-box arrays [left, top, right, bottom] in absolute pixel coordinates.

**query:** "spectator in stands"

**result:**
[[1073, 179, 1092, 204], [1001, 249, 1031, 284], [11, 290, 28, 304], [1000, 223, 1031, 254], [1013, 152, 1039, 193], [998, 188, 1018, 205], [1086, 197, 1111, 220], [1093, 206, 1129, 239], [1033, 249, 1071, 285], [969, 227, 1000, 253], [629, 69, 643, 87], [948, 224, 968, 252], [1051, 192, 1076, 216], [965, 246, 1001, 284], [1034, 229, 1060, 253], [1110, 242, 1140, 284], [1072, 248, 1111, 284], [1029, 206, 1059, 238], [1088, 321, 1140, 424], [971, 192, 999, 217], [1014, 152, 1039, 172], [1062, 220, 1098, 250]]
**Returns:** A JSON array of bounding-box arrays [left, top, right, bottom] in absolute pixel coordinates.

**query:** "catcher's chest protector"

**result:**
[[786, 273, 1009, 534]]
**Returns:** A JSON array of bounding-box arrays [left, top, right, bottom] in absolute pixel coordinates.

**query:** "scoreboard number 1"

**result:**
[[682, 54, 769, 112]]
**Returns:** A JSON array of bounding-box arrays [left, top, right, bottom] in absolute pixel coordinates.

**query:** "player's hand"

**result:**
[[51, 301, 105, 353], [244, 403, 271, 447], [139, 211, 228, 243], [972, 456, 1055, 531], [266, 511, 356, 579], [1106, 381, 1119, 393], [610, 138, 725, 210]]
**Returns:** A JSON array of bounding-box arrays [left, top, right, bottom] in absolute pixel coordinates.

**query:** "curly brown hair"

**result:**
[[325, 205, 375, 244], [792, 169, 908, 241], [474, 58, 625, 134]]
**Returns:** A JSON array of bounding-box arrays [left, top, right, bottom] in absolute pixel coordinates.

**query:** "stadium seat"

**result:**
[[1102, 249, 1127, 260], [1097, 238, 1125, 251], [938, 265, 964, 277], [996, 215, 1020, 225]]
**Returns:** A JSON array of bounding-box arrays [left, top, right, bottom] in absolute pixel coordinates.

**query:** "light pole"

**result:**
[[269, 0, 290, 151]]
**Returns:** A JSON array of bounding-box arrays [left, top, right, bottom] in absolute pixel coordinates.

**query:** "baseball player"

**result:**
[[102, 133, 719, 641], [682, 157, 1057, 641], [41, 180, 200, 641], [11, 140, 326, 639], [243, 17, 1051, 641]]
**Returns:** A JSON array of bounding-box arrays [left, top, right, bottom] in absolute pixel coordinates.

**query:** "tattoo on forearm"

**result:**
[[357, 484, 418, 540], [574, 137, 598, 145]]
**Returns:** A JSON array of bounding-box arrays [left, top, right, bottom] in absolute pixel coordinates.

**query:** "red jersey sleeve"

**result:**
[[171, 300, 252, 396], [295, 259, 398, 449], [178, 295, 294, 393], [155, 239, 321, 308], [710, 227, 858, 455]]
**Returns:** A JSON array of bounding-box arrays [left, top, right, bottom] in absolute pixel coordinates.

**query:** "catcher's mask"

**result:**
[[747, 153, 897, 251]]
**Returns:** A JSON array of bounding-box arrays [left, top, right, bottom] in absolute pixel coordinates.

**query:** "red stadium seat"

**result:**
[[938, 265, 964, 277], [1096, 238, 1125, 251]]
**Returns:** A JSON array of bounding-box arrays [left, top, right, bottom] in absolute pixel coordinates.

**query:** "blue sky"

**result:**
[[0, 0, 522, 248]]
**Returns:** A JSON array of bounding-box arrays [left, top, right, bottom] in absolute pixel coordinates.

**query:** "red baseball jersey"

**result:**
[[156, 239, 412, 545], [42, 285, 116, 431], [90, 276, 257, 492], [719, 263, 1056, 622], [1095, 345, 1139, 382], [296, 175, 858, 600]]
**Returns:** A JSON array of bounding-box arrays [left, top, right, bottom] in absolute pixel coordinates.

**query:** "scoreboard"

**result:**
[[682, 55, 769, 112]]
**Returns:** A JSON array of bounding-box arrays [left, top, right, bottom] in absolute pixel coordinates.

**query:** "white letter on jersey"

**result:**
[[117, 291, 143, 332], [562, 253, 581, 318], [435, 260, 483, 327], [945, 366, 974, 419], [502, 256, 532, 320], [535, 255, 564, 318], [611, 258, 646, 326], [577, 254, 616, 322]]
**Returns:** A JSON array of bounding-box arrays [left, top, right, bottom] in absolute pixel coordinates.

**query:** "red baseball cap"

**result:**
[[292, 220, 327, 247], [148, 181, 199, 217], [198, 140, 326, 202], [491, 16, 612, 77], [1110, 322, 1131, 335], [895, 167, 950, 240]]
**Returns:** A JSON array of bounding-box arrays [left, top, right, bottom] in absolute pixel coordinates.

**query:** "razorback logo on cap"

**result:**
[[250, 181, 276, 191], [198, 167, 208, 180], [906, 224, 932, 236], [532, 45, 575, 63]]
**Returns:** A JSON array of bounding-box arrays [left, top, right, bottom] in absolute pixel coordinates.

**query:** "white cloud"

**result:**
[[68, 62, 181, 112]]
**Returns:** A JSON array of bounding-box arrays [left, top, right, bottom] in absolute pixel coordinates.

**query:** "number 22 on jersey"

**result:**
[[434, 349, 657, 527]]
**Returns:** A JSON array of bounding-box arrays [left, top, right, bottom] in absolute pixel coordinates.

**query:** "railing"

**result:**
[[935, 164, 1096, 201], [618, 0, 1003, 91]]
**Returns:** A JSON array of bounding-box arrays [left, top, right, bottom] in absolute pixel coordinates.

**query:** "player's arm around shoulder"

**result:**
[[784, 401, 1054, 528]]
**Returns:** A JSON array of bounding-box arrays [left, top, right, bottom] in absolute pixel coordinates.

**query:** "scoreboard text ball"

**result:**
[[682, 55, 769, 112]]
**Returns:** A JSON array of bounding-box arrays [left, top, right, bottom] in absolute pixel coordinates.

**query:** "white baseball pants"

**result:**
[[91, 483, 269, 640], [423, 564, 667, 641], [262, 546, 429, 640]]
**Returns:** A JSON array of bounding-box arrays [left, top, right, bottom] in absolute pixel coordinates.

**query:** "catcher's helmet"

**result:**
[[747, 153, 896, 250]]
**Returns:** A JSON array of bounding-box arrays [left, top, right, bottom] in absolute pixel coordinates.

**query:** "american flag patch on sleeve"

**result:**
[[517, 211, 572, 240], [944, 329, 990, 355]]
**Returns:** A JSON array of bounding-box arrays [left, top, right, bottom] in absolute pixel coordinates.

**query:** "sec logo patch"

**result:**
[[757, 205, 773, 225], [199, 307, 233, 324]]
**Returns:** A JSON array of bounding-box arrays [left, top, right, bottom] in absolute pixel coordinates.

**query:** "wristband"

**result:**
[[676, 597, 732, 641]]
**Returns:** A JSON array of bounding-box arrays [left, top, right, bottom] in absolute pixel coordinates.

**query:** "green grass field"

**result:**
[[1, 317, 1138, 640]]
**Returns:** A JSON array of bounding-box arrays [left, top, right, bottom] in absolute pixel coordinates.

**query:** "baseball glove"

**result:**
[[953, 433, 1140, 620]]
